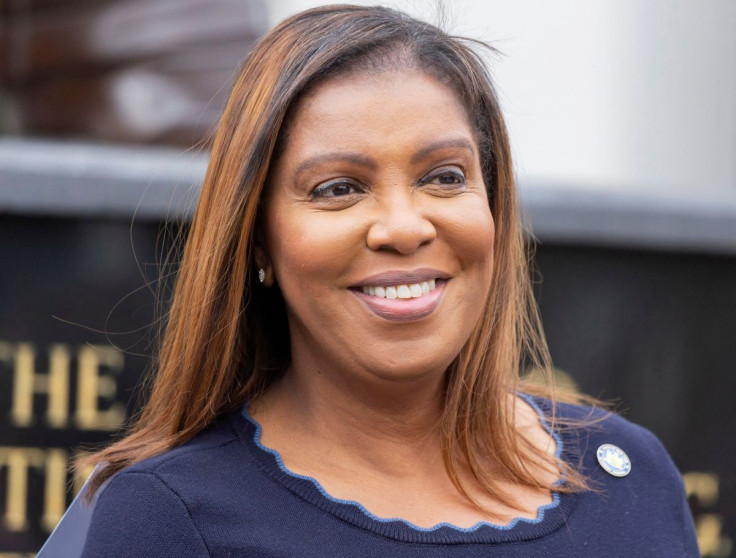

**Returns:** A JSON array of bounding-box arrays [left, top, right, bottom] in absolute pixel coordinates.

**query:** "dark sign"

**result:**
[[0, 214, 733, 556], [0, 214, 159, 555], [536, 245, 735, 557]]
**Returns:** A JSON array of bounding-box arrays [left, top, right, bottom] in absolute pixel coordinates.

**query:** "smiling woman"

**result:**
[[68, 5, 698, 557], [261, 71, 495, 383]]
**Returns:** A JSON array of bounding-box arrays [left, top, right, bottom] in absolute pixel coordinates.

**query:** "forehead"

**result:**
[[278, 70, 477, 161]]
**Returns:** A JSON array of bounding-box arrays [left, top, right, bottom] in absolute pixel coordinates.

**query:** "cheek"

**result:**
[[265, 205, 364, 289], [442, 202, 495, 275]]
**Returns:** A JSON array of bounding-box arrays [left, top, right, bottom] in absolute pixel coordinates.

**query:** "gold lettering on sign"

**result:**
[[0, 448, 45, 531], [75, 345, 125, 431], [42, 449, 68, 532], [0, 447, 82, 534], [684, 471, 719, 508], [10, 343, 70, 428], [683, 471, 733, 557], [696, 515, 733, 557], [0, 340, 130, 541]]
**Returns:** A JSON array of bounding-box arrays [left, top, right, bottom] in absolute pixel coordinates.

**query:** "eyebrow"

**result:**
[[293, 153, 377, 181], [410, 138, 476, 164]]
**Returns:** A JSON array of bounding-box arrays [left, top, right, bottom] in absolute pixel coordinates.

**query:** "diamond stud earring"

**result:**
[[258, 268, 266, 284]]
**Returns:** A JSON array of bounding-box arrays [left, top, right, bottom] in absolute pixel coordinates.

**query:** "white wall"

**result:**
[[266, 0, 736, 197]]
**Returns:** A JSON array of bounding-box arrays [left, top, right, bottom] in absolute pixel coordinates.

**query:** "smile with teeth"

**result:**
[[361, 279, 437, 299]]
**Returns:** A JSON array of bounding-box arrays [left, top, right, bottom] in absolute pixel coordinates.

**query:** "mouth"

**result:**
[[351, 270, 447, 322], [359, 279, 437, 300]]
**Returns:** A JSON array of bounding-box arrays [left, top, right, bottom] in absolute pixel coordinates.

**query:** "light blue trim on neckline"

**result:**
[[242, 394, 562, 533]]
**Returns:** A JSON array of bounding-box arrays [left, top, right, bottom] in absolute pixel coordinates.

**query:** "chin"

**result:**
[[362, 353, 456, 384]]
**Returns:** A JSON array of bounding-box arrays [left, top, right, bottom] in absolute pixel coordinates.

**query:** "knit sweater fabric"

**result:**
[[81, 398, 700, 557]]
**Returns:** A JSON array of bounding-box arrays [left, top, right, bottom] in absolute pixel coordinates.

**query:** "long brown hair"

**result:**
[[80, 4, 592, 503]]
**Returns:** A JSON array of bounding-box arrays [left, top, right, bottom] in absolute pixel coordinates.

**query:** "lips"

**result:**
[[351, 269, 448, 322]]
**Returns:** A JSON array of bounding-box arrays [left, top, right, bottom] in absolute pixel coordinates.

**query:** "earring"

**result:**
[[258, 268, 266, 284]]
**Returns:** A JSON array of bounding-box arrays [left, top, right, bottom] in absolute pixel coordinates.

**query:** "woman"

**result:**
[[78, 5, 698, 556]]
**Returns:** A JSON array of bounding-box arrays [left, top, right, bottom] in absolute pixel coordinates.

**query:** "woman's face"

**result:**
[[263, 70, 495, 385]]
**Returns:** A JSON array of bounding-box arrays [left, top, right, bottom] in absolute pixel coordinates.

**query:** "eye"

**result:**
[[419, 168, 466, 190], [311, 180, 364, 199]]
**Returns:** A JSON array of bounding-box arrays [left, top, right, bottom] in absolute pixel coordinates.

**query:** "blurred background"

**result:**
[[0, 0, 734, 555]]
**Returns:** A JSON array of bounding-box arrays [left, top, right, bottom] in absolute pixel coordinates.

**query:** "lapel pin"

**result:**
[[597, 444, 632, 477]]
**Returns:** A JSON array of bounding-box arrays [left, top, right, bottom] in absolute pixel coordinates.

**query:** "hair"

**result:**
[[79, 4, 594, 505]]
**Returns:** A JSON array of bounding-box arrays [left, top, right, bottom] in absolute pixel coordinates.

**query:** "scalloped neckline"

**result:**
[[237, 395, 579, 545]]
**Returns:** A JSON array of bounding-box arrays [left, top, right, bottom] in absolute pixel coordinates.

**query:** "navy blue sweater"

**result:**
[[81, 400, 699, 557]]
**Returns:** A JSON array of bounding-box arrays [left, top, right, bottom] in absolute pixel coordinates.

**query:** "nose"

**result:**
[[365, 191, 437, 254]]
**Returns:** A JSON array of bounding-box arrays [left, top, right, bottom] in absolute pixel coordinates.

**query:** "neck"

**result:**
[[251, 360, 447, 475]]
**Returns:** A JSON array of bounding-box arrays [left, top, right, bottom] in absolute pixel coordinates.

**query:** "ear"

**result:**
[[254, 244, 274, 287]]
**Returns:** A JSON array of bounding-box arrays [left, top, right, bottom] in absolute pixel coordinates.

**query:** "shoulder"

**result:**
[[98, 410, 256, 497], [124, 411, 245, 476], [83, 468, 211, 557], [97, 411, 249, 502], [528, 396, 686, 503], [83, 411, 255, 557], [550, 399, 677, 475], [540, 398, 699, 555]]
